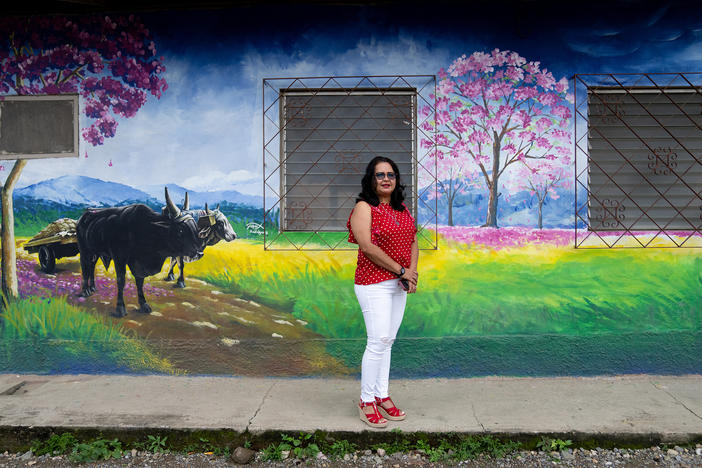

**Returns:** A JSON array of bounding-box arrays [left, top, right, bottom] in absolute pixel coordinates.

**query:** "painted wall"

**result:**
[[1, 2, 701, 377]]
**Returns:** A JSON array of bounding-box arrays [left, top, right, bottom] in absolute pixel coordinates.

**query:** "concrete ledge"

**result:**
[[0, 374, 701, 450]]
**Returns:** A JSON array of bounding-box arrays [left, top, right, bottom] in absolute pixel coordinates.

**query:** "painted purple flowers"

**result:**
[[0, 15, 167, 147], [16, 259, 173, 304], [438, 226, 573, 249], [437, 226, 702, 249]]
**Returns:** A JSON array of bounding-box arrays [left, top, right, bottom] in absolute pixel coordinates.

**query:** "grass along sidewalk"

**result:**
[[13, 430, 702, 465]]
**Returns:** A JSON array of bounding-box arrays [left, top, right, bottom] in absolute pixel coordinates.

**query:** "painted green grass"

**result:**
[[12, 207, 86, 238], [264, 231, 356, 250], [0, 296, 176, 374], [198, 244, 702, 340], [196, 242, 702, 375], [263, 228, 436, 250], [8, 200, 266, 239], [406, 246, 702, 337]]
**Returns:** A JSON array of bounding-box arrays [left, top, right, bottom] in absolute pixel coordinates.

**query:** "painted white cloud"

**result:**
[[241, 34, 451, 82], [675, 41, 702, 63], [10, 33, 456, 198], [14, 63, 263, 195], [182, 169, 258, 192]]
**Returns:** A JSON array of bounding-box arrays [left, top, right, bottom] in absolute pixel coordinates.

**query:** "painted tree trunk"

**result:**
[[538, 198, 544, 230], [447, 179, 455, 227], [484, 136, 500, 227], [485, 181, 500, 227], [1, 159, 28, 302]]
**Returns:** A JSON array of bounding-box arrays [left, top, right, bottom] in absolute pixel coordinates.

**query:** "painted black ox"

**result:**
[[163, 193, 237, 288], [76, 187, 203, 317]]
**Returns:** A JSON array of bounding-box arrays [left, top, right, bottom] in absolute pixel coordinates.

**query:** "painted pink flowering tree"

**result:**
[[421, 49, 572, 227], [515, 159, 571, 229], [0, 15, 167, 300]]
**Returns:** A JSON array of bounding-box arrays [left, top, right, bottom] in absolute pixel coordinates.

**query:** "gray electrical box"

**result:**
[[0, 94, 79, 160]]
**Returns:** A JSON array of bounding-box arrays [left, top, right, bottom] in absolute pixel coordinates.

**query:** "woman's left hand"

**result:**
[[402, 268, 418, 285], [403, 267, 418, 293]]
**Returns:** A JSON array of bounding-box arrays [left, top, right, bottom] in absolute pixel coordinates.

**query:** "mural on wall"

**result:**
[[1, 2, 701, 377]]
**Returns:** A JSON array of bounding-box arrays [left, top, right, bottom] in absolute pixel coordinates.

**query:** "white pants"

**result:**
[[354, 279, 407, 402]]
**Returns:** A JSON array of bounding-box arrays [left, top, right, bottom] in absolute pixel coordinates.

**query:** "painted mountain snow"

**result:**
[[16, 176, 153, 206], [15, 176, 263, 208], [141, 184, 263, 208]]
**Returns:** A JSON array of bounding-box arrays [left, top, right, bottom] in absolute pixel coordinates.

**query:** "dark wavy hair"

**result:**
[[356, 156, 406, 211]]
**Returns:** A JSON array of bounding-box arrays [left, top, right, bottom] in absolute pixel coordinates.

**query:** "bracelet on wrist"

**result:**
[[397, 266, 405, 277]]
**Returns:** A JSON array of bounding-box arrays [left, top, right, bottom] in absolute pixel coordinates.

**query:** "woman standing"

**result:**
[[347, 156, 419, 428]]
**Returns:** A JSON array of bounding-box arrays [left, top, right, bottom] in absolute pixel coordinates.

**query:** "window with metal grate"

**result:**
[[587, 86, 702, 232], [279, 88, 417, 232]]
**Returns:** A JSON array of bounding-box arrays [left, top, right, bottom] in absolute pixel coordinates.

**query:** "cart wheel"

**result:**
[[38, 246, 56, 273]]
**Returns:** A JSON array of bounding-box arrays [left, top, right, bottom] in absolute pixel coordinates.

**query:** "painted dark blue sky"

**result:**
[[143, 1, 702, 77], [13, 1, 702, 194]]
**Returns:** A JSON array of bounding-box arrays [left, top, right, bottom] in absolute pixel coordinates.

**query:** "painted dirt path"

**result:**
[[16, 245, 350, 376]]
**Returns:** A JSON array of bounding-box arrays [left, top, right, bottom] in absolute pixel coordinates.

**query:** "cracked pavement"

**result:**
[[650, 379, 702, 422], [0, 374, 701, 440], [246, 382, 276, 432]]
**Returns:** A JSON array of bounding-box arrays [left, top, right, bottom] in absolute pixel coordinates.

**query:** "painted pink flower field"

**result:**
[[437, 226, 573, 249], [436, 226, 702, 249]]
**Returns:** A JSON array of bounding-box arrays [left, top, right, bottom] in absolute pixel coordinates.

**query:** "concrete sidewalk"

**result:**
[[0, 374, 701, 442]]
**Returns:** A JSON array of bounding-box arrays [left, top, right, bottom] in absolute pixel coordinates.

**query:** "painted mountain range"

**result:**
[[15, 175, 578, 228], [16, 175, 263, 208], [141, 184, 263, 209], [417, 185, 582, 228]]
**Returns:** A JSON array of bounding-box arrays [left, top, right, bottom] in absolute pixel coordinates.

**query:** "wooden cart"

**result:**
[[23, 218, 79, 273]]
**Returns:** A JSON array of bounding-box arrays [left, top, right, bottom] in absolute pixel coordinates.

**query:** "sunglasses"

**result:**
[[375, 172, 396, 180]]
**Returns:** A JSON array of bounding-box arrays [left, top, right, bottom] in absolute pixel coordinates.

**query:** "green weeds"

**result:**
[[372, 434, 521, 462], [326, 439, 357, 460], [182, 437, 230, 456], [260, 442, 285, 461], [69, 438, 123, 463], [31, 433, 78, 456], [537, 436, 573, 452], [144, 435, 168, 453], [258, 431, 521, 463], [31, 434, 125, 463], [261, 432, 320, 461], [372, 437, 412, 454], [26, 431, 683, 464], [30, 433, 171, 463]]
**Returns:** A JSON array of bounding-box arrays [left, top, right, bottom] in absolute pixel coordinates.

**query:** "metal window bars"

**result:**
[[573, 73, 702, 248], [262, 75, 438, 251]]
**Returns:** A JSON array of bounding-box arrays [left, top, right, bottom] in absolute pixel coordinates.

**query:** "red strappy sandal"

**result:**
[[358, 400, 388, 428], [375, 396, 406, 421]]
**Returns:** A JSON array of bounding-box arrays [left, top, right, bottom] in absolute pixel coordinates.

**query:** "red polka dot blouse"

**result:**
[[347, 202, 417, 285]]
